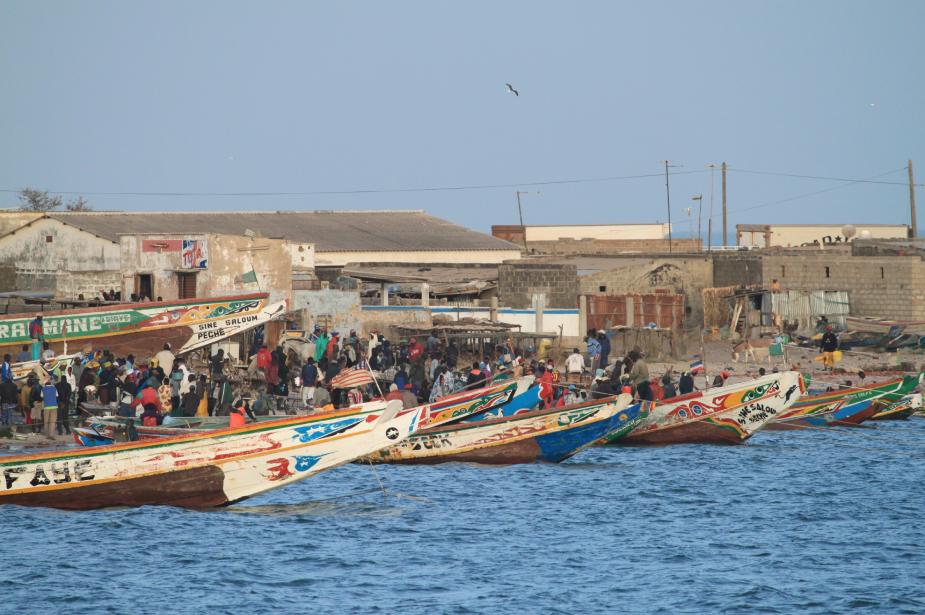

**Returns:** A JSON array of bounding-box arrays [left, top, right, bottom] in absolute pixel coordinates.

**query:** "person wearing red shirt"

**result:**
[[537, 366, 554, 408], [256, 345, 272, 371], [139, 384, 160, 411], [408, 337, 424, 363], [385, 383, 404, 403]]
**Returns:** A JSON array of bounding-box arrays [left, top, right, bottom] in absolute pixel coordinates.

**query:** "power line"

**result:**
[[706, 168, 907, 220], [728, 167, 923, 187], [0, 169, 708, 198]]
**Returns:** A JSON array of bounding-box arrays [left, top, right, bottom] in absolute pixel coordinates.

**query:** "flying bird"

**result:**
[[505, 83, 519, 96]]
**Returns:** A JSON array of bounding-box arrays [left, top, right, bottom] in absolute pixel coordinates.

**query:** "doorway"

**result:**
[[135, 274, 153, 301]]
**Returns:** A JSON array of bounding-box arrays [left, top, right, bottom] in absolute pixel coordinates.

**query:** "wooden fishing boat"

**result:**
[[0, 293, 285, 359], [456, 379, 541, 423], [845, 316, 925, 336], [870, 393, 922, 421], [767, 373, 922, 430], [417, 377, 532, 428], [0, 401, 422, 510], [10, 354, 79, 382], [73, 378, 531, 446], [614, 371, 804, 445], [768, 398, 878, 429], [366, 394, 643, 465]]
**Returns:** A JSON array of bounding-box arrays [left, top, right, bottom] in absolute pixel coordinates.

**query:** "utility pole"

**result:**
[[692, 194, 703, 251], [909, 160, 917, 238], [706, 163, 717, 252], [515, 190, 528, 251], [662, 160, 679, 252], [721, 161, 728, 247]]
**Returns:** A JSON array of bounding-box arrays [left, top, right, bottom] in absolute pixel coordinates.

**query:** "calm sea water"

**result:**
[[2, 420, 924, 614]]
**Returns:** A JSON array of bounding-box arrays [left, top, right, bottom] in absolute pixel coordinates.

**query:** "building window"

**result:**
[[824, 266, 830, 278], [881, 267, 884, 279], [178, 272, 197, 299], [599, 285, 607, 292], [780, 265, 785, 278], [45, 235, 53, 243]]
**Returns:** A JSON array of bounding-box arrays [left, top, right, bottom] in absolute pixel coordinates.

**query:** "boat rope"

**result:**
[[366, 459, 389, 500]]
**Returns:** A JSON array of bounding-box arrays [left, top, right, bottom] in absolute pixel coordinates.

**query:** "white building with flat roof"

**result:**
[[737, 223, 910, 248], [523, 223, 669, 242]]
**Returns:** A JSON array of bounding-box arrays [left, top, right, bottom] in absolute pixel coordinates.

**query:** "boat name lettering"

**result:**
[[194, 314, 261, 341], [411, 435, 453, 450], [736, 402, 777, 424], [3, 459, 95, 491]]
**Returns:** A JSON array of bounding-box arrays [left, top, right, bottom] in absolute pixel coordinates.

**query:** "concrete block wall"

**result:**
[[498, 262, 579, 309], [712, 254, 763, 287], [762, 254, 925, 320], [359, 305, 433, 339], [293, 289, 363, 336]]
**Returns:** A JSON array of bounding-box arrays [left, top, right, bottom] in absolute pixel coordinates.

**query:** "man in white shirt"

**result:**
[[154, 343, 175, 376], [564, 348, 585, 384]]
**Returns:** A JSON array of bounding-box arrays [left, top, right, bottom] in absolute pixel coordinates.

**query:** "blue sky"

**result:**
[[1, 1, 922, 236]]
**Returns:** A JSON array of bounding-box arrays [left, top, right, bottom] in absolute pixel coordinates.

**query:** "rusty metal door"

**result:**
[[585, 293, 683, 330]]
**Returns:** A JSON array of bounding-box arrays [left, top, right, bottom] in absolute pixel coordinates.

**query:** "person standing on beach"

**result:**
[[598, 331, 611, 370], [0, 377, 17, 426], [1, 354, 12, 383], [41, 377, 58, 438], [154, 343, 175, 377], [56, 373, 71, 435], [586, 332, 602, 375], [627, 351, 652, 401], [28, 314, 44, 361], [300, 358, 318, 406], [819, 325, 839, 371], [565, 348, 585, 384], [16, 345, 30, 363]]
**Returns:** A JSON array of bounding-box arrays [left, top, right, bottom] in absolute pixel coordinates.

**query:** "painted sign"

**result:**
[[181, 239, 208, 269], [0, 296, 270, 346]]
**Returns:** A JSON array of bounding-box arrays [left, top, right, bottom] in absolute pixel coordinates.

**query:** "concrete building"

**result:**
[[119, 233, 314, 304], [0, 213, 122, 296], [0, 210, 521, 296], [736, 223, 909, 248], [492, 223, 700, 254]]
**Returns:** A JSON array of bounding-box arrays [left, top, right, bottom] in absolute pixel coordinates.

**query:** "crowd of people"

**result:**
[[0, 321, 719, 439]]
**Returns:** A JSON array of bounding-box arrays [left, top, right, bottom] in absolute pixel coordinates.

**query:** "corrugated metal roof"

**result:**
[[44, 211, 520, 253]]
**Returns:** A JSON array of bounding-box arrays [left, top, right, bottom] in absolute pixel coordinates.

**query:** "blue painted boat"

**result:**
[[771, 397, 878, 429], [457, 384, 542, 423], [368, 394, 647, 464]]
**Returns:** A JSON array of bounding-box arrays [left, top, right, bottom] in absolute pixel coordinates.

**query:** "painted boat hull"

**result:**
[[367, 394, 642, 465], [764, 398, 878, 430], [74, 380, 530, 447], [870, 394, 922, 421], [0, 401, 423, 510], [0, 293, 284, 358], [616, 371, 804, 445], [419, 377, 533, 428], [771, 374, 922, 428], [456, 381, 541, 423]]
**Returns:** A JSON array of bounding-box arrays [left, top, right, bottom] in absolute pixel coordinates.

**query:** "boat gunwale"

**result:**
[[414, 394, 635, 436], [0, 292, 270, 322], [0, 403, 402, 466]]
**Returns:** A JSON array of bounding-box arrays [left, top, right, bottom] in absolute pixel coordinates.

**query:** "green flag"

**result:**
[[241, 270, 258, 284]]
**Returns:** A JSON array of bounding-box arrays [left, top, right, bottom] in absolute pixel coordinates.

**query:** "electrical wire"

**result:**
[[729, 167, 923, 187], [0, 169, 708, 198], [705, 167, 908, 220]]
